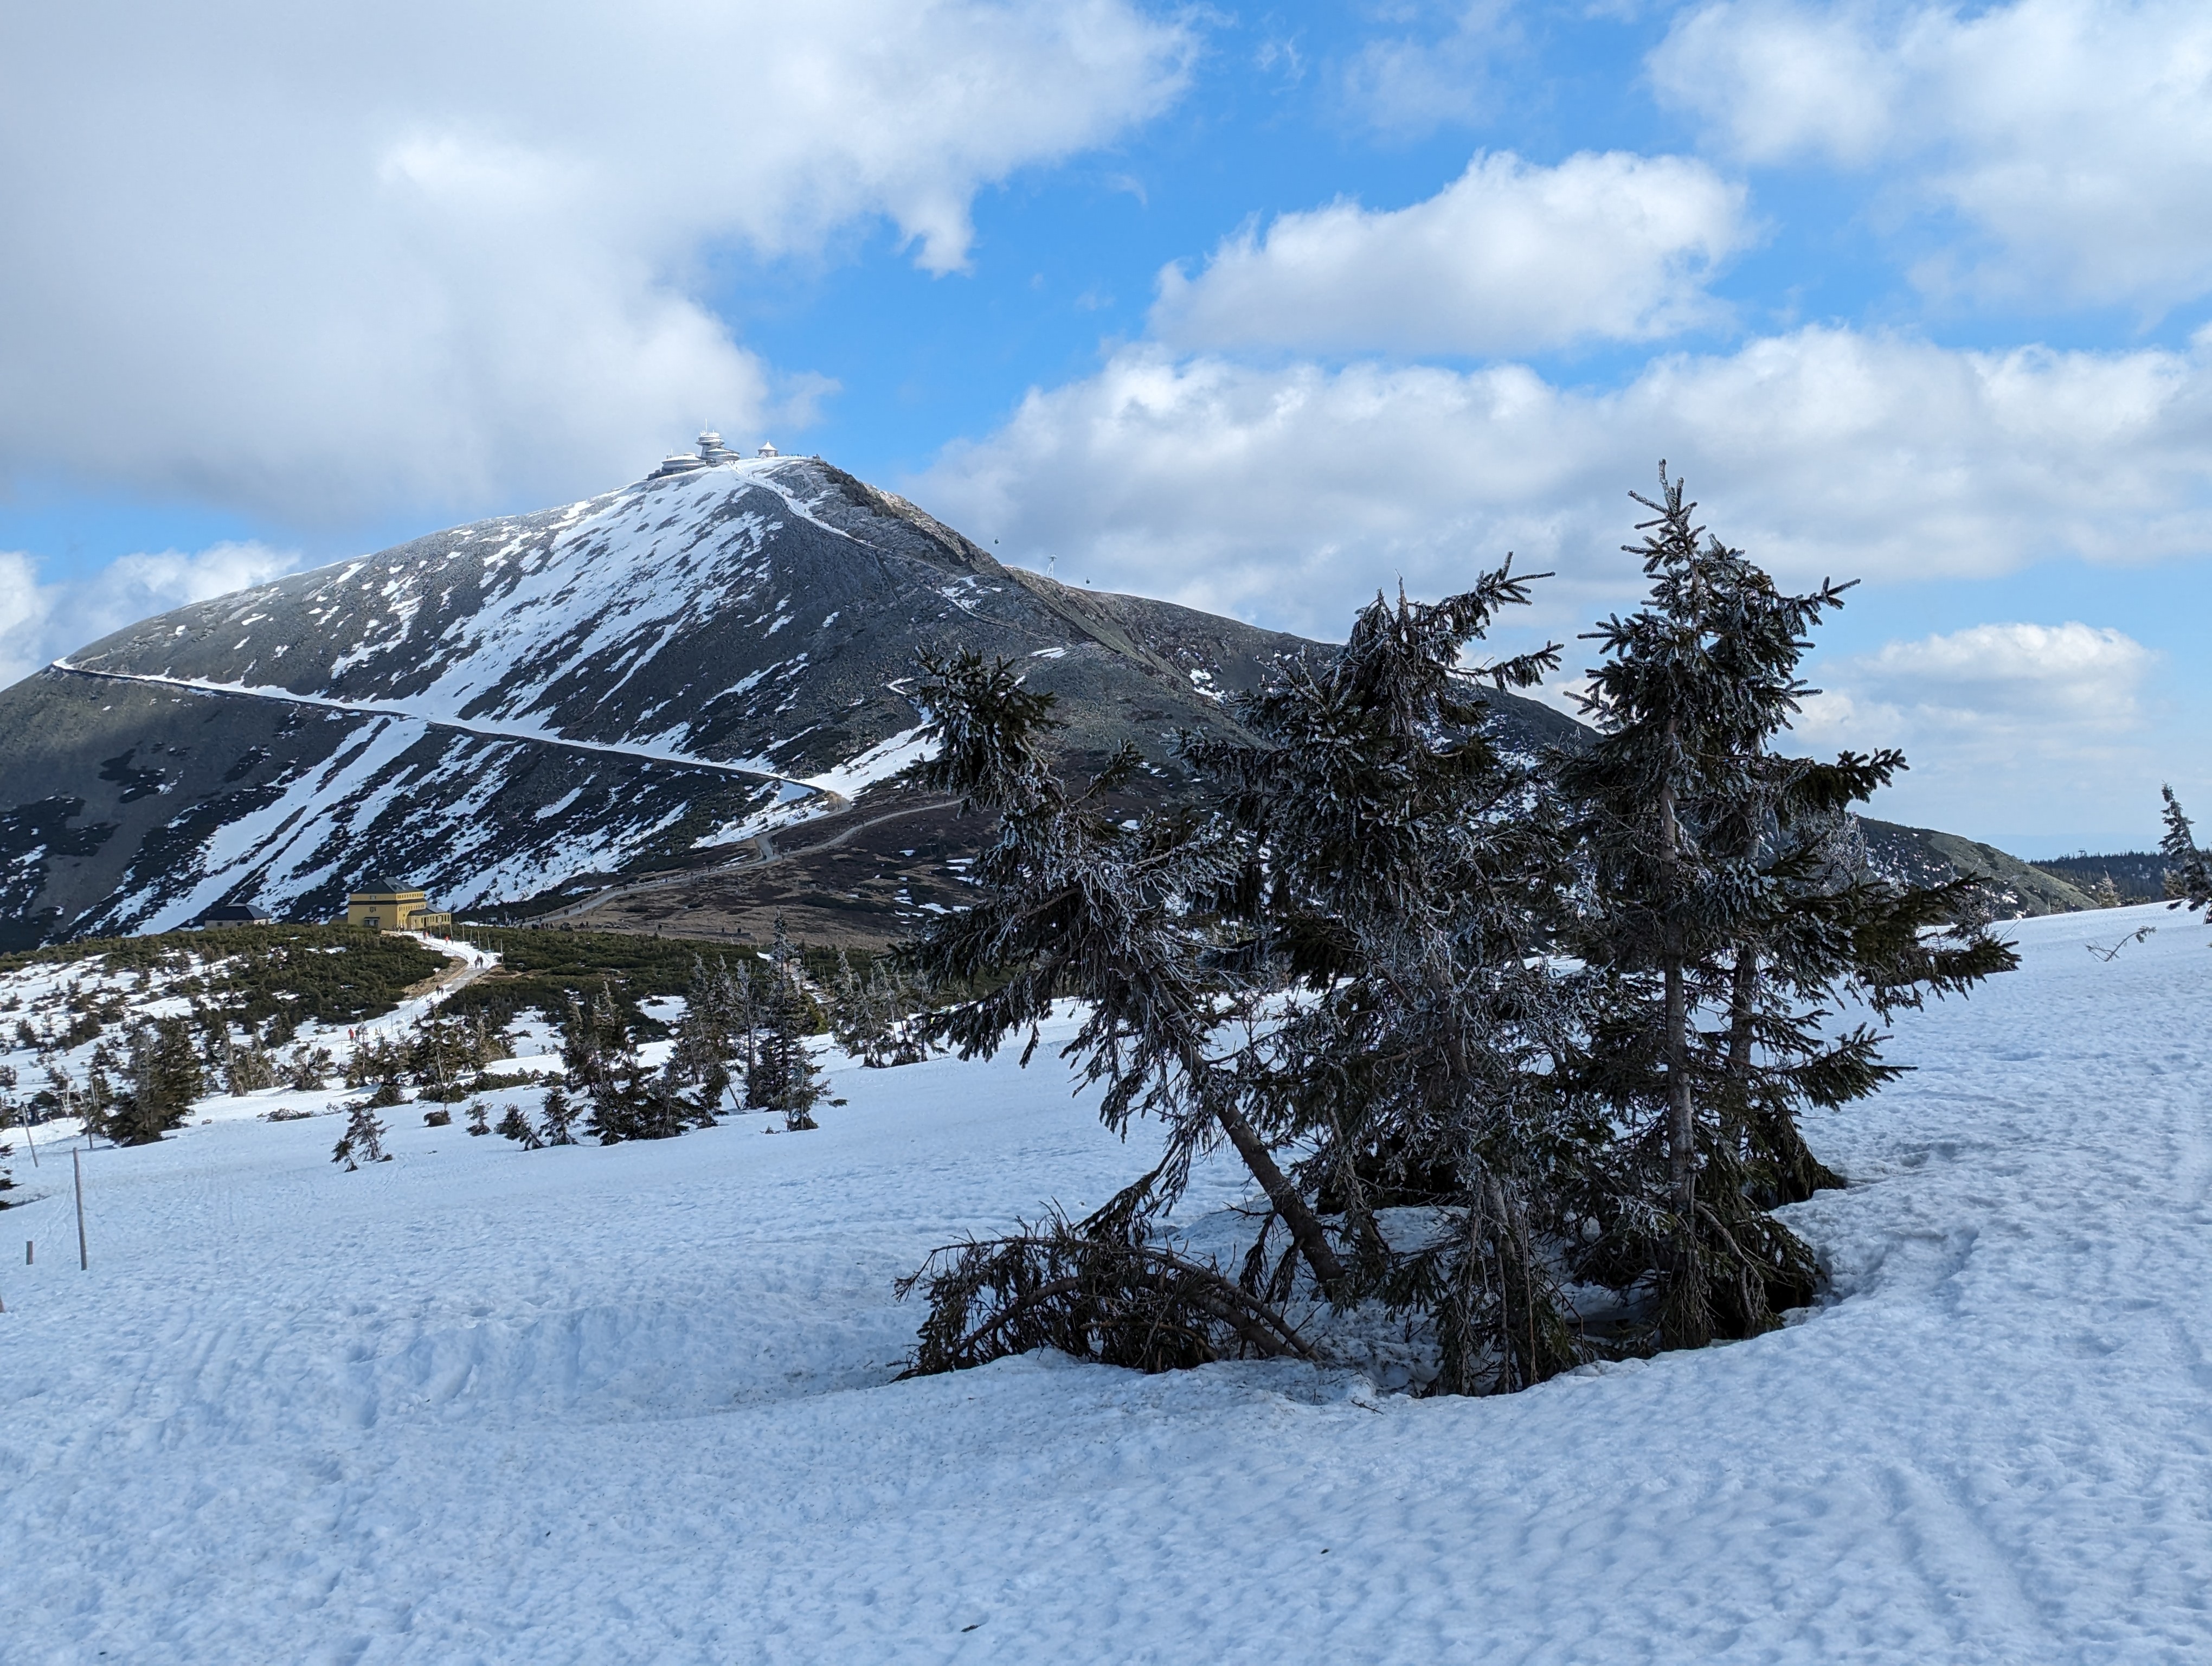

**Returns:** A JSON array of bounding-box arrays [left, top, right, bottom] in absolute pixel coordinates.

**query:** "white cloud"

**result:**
[[1651, 0, 2212, 309], [1804, 621, 2155, 747], [1854, 621, 2153, 722], [0, 2, 1189, 523], [1149, 151, 1752, 356], [1338, 3, 1518, 136], [0, 544, 300, 692], [1794, 621, 2162, 841], [915, 327, 2212, 638]]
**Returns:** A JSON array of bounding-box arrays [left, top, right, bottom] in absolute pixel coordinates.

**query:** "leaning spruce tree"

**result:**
[[1557, 469, 2015, 1348], [331, 1099, 389, 1169], [897, 646, 1336, 1291]]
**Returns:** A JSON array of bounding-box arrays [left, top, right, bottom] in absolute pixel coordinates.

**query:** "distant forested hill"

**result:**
[[2029, 851, 2170, 904]]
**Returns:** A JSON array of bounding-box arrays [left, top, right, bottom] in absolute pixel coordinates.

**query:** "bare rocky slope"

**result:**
[[0, 449, 1582, 949], [1857, 818, 2097, 919]]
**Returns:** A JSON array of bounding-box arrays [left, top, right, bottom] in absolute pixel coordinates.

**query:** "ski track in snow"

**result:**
[[5, 905, 2212, 1662]]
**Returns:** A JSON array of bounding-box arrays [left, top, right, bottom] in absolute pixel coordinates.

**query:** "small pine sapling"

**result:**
[[332, 1101, 389, 1169], [494, 1103, 543, 1148], [466, 1100, 491, 1137], [538, 1084, 578, 1145]]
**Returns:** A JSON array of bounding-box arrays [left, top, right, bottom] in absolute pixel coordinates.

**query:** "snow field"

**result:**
[[4, 904, 2212, 1662]]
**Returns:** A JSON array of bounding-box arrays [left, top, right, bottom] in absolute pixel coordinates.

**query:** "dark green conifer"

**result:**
[[1181, 569, 1596, 1392], [1558, 468, 2014, 1347], [746, 919, 823, 1129], [538, 1084, 577, 1145], [106, 1017, 204, 1145]]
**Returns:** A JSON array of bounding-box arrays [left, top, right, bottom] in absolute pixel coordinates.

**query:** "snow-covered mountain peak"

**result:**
[[4, 454, 1409, 944]]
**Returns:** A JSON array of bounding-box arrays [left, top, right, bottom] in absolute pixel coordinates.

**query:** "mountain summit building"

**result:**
[[648, 431, 779, 478], [345, 878, 451, 933]]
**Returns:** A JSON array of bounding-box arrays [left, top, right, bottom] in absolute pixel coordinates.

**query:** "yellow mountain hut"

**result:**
[[345, 876, 453, 933]]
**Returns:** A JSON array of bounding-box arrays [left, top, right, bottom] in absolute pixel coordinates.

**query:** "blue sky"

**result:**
[[4, 1, 2210, 854]]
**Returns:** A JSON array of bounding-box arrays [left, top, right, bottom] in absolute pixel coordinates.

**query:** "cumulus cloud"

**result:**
[[1793, 621, 2162, 839], [914, 327, 2212, 637], [0, 544, 299, 691], [1853, 621, 2153, 725], [1805, 620, 2154, 747], [1651, 0, 2212, 309], [1149, 152, 1752, 357], [0, 1, 1189, 523]]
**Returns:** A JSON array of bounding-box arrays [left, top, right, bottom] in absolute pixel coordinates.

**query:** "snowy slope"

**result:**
[[4, 902, 2210, 1662]]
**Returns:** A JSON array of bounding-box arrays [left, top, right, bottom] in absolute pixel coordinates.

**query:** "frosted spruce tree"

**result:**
[[1175, 571, 1604, 1392], [717, 958, 760, 1084], [671, 955, 733, 1110], [1557, 469, 2015, 1347], [830, 950, 926, 1068]]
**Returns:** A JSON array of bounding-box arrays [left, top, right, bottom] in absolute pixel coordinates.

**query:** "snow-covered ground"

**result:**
[[5, 903, 2211, 1663]]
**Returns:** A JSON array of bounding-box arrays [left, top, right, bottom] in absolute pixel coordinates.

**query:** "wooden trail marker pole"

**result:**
[[73, 1149, 87, 1270], [13, 1104, 36, 1168]]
